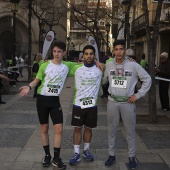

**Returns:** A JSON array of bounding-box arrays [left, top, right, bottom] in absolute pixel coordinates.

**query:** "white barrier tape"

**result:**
[[155, 76, 170, 82], [8, 65, 29, 69]]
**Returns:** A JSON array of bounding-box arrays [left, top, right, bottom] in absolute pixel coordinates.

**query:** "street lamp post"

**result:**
[[122, 0, 130, 48], [10, 0, 20, 59], [66, 37, 70, 61], [27, 0, 32, 81], [39, 20, 46, 52], [105, 22, 111, 52]]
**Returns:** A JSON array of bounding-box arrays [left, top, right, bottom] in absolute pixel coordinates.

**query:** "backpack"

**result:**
[[32, 63, 39, 73]]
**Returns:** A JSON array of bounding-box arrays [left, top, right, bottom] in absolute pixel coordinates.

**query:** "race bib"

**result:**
[[45, 84, 60, 96], [80, 97, 95, 109], [111, 76, 127, 88]]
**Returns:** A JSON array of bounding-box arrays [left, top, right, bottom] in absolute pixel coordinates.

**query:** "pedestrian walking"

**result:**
[[103, 40, 151, 170], [68, 45, 103, 165], [0, 73, 13, 104], [155, 52, 170, 111]]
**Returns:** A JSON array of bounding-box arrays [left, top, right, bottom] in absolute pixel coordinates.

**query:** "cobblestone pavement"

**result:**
[[0, 69, 170, 170]]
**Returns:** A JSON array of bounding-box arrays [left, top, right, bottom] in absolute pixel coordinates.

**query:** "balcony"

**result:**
[[131, 10, 156, 36], [131, 9, 170, 36]]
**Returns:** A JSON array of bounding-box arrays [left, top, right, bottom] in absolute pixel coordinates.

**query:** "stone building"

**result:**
[[0, 0, 67, 63]]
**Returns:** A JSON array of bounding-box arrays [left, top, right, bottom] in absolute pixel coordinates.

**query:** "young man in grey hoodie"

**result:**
[[103, 40, 151, 170]]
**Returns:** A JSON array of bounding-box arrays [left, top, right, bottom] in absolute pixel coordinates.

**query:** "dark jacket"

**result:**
[[157, 60, 170, 79]]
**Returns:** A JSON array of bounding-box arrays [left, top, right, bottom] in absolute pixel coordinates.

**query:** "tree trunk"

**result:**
[[143, 0, 163, 123], [148, 38, 158, 123]]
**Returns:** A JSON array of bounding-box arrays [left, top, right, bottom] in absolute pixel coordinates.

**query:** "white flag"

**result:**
[[42, 30, 55, 59], [88, 35, 99, 61]]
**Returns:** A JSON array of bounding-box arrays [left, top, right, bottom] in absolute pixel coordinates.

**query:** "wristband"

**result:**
[[28, 85, 32, 90]]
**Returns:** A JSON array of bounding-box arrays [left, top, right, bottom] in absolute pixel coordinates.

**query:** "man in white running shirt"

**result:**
[[68, 45, 103, 165]]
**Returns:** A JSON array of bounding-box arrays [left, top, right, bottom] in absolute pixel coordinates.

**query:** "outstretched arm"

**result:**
[[19, 78, 40, 97], [0, 74, 13, 82]]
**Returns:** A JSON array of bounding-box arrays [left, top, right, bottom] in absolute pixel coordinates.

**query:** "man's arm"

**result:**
[[19, 78, 40, 97], [95, 60, 105, 72], [0, 74, 10, 81], [135, 65, 152, 99]]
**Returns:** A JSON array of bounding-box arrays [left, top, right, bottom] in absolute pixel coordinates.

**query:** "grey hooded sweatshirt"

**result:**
[[103, 57, 152, 103]]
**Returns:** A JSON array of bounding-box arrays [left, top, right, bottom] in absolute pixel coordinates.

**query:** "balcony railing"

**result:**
[[131, 10, 156, 34]]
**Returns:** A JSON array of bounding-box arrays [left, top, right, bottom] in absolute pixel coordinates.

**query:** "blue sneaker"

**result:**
[[129, 157, 137, 170], [69, 153, 81, 165], [105, 155, 116, 167], [82, 150, 94, 161]]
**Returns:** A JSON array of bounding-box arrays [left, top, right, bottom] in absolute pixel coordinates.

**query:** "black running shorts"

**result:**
[[71, 106, 97, 128], [36, 95, 63, 125]]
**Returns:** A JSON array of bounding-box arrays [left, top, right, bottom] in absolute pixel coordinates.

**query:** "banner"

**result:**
[[42, 30, 55, 59], [88, 35, 99, 61]]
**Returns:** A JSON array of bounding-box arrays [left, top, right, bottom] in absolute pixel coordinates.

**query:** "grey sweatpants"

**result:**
[[107, 100, 136, 157]]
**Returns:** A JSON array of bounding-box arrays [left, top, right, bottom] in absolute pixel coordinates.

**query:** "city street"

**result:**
[[0, 69, 170, 170]]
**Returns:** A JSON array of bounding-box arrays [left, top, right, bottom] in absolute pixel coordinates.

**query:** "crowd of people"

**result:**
[[0, 38, 169, 170]]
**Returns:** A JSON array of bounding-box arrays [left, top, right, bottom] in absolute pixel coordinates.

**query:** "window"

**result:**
[[99, 20, 105, 26], [76, 33, 86, 39]]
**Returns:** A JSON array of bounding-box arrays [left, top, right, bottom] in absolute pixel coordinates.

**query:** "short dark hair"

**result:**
[[113, 39, 125, 48], [142, 53, 145, 59], [83, 45, 95, 54], [51, 40, 66, 51]]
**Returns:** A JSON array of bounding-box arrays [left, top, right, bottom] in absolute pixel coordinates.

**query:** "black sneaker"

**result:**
[[42, 155, 51, 167], [52, 158, 66, 169], [105, 155, 116, 168], [0, 101, 6, 104], [129, 157, 137, 170]]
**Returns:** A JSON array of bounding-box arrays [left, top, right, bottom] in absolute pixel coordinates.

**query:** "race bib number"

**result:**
[[45, 84, 60, 96], [80, 97, 95, 109], [111, 76, 127, 88]]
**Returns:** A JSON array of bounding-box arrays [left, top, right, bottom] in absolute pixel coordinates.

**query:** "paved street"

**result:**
[[0, 68, 170, 170]]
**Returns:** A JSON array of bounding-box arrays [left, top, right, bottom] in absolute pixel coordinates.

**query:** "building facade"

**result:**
[[67, 0, 112, 61], [0, 0, 67, 63], [129, 0, 170, 64]]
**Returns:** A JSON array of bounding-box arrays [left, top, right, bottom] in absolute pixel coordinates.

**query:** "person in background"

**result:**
[[18, 54, 25, 77], [140, 53, 148, 71], [8, 57, 13, 67], [103, 40, 151, 170], [24, 54, 28, 65], [126, 49, 136, 60], [78, 52, 84, 63], [101, 51, 110, 64], [0, 74, 13, 104], [155, 52, 170, 111], [32, 53, 44, 98]]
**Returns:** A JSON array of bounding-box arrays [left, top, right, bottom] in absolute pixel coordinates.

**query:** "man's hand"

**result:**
[[128, 58, 135, 62], [95, 61, 105, 72], [128, 95, 137, 103], [19, 86, 30, 97]]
